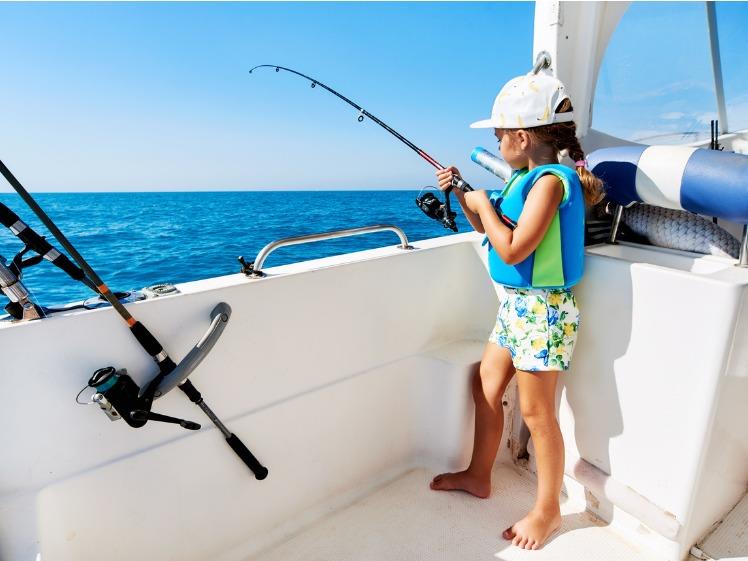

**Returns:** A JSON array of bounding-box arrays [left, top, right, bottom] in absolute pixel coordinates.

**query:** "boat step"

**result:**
[[245, 463, 663, 561]]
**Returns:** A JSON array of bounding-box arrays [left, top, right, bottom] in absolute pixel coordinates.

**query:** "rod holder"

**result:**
[[738, 224, 748, 267], [608, 204, 624, 244], [154, 303, 232, 397]]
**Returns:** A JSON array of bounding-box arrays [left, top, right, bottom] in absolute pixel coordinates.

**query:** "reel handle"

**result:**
[[130, 409, 201, 430]]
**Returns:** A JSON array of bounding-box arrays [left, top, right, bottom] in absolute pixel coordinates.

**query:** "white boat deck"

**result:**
[[690, 493, 748, 561], [246, 463, 662, 561]]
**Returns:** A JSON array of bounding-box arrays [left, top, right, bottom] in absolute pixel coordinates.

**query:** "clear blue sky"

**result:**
[[0, 2, 745, 192], [0, 1, 534, 191]]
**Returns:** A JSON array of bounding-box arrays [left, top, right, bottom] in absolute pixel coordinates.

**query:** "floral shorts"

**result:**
[[489, 287, 580, 372]]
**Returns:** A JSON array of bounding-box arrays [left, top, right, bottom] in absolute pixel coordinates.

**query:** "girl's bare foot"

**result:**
[[429, 470, 491, 498], [502, 508, 562, 550]]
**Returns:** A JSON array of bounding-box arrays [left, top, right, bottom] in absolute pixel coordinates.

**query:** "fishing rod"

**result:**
[[0, 201, 98, 291], [0, 159, 268, 479], [0, 250, 44, 320], [0, 209, 140, 319], [249, 65, 474, 232], [0, 160, 175, 395]]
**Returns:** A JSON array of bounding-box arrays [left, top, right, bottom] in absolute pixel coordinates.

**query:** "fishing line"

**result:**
[[23, 283, 48, 319], [249, 65, 474, 231], [250, 65, 451, 171]]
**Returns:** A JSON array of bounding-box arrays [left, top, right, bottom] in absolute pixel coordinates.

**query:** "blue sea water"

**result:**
[[0, 191, 472, 306]]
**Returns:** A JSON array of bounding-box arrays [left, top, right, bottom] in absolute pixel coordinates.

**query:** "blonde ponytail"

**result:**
[[526, 99, 604, 206]]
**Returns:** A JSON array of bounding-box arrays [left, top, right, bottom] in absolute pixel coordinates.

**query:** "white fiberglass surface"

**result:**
[[244, 464, 663, 561], [693, 491, 748, 561], [585, 241, 739, 276], [566, 240, 748, 560], [2, 233, 748, 561], [0, 236, 498, 561]]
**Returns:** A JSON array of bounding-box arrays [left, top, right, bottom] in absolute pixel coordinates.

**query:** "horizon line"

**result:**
[[0, 187, 436, 195]]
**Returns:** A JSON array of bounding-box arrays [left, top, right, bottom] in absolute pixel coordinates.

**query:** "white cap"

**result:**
[[470, 71, 574, 129]]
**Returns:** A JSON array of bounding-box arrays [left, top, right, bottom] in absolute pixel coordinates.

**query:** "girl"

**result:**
[[429, 71, 603, 551]]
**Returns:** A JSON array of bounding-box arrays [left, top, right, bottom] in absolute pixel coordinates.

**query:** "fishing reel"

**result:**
[[416, 175, 473, 232], [416, 190, 458, 232], [86, 366, 200, 430]]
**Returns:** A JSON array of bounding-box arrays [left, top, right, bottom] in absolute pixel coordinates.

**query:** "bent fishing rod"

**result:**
[[250, 65, 484, 232], [0, 159, 267, 479], [250, 65, 465, 176]]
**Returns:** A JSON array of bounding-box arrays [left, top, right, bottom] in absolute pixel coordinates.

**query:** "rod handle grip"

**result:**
[[451, 176, 473, 192], [226, 433, 268, 480]]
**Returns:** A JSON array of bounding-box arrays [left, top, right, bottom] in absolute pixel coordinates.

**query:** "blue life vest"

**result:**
[[484, 164, 585, 289]]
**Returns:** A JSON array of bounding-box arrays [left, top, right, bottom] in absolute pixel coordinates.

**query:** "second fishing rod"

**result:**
[[0, 159, 268, 480]]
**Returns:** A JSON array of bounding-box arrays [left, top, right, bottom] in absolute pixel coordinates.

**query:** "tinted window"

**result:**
[[715, 2, 748, 133], [593, 2, 716, 144]]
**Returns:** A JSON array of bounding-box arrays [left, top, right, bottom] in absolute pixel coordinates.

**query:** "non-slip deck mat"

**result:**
[[247, 464, 663, 561]]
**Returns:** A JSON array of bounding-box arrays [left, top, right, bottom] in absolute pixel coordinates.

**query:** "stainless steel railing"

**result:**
[[240, 224, 414, 278]]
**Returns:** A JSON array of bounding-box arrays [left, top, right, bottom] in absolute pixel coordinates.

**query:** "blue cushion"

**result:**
[[587, 145, 748, 224]]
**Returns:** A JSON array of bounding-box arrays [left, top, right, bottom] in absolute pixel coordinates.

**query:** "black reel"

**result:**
[[416, 190, 458, 232], [88, 366, 200, 430]]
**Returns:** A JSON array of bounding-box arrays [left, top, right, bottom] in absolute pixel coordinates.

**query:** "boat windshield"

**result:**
[[592, 1, 748, 145]]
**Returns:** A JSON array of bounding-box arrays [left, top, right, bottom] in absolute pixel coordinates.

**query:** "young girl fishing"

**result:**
[[429, 71, 603, 550]]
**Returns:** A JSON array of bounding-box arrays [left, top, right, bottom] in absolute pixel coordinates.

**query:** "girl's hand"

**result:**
[[435, 166, 462, 192], [464, 190, 490, 214]]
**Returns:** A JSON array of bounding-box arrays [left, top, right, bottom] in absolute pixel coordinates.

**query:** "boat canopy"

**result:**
[[535, 1, 748, 151]]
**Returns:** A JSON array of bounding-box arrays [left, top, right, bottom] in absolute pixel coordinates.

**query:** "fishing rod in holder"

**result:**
[[249, 64, 473, 232], [0, 159, 268, 480], [0, 251, 44, 321]]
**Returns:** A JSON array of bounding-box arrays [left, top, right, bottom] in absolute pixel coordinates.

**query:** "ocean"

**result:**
[[0, 191, 472, 306]]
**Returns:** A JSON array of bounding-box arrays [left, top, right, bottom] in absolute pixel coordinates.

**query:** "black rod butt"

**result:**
[[226, 433, 268, 480]]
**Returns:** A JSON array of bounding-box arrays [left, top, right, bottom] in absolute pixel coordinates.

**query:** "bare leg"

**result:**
[[430, 343, 515, 498], [503, 369, 564, 549]]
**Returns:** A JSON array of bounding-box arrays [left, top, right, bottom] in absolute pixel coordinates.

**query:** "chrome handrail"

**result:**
[[241, 224, 414, 278]]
